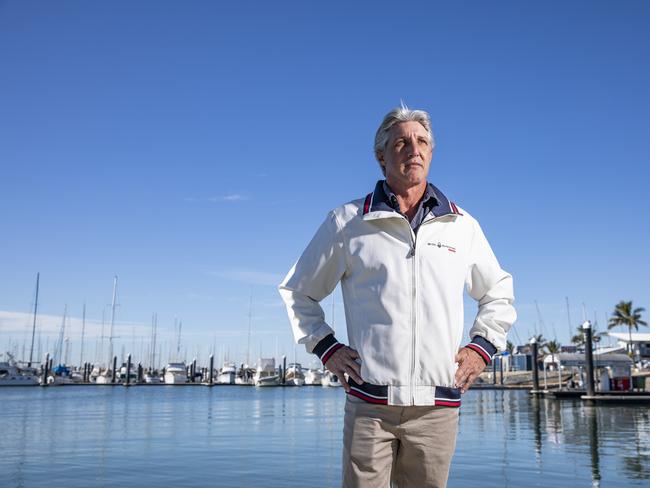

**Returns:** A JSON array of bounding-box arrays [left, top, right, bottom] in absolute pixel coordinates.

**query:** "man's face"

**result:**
[[378, 121, 433, 189]]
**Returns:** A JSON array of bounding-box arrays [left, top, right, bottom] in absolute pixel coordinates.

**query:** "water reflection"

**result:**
[[1, 387, 648, 487], [455, 390, 649, 487]]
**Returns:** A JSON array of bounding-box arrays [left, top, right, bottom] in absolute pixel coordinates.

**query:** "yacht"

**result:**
[[164, 362, 188, 384], [236, 366, 254, 385], [0, 355, 39, 386], [118, 363, 138, 384], [43, 364, 75, 386], [254, 358, 280, 387], [285, 363, 305, 386], [304, 368, 323, 386], [94, 369, 114, 384], [144, 370, 163, 384], [321, 370, 342, 387], [217, 362, 237, 384]]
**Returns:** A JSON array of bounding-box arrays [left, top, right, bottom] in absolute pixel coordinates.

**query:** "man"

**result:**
[[279, 106, 515, 487]]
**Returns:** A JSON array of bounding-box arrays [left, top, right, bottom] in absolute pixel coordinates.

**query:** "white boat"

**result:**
[[321, 370, 342, 387], [118, 363, 138, 384], [164, 362, 188, 384], [217, 362, 237, 384], [43, 364, 76, 386], [144, 371, 163, 384], [285, 362, 305, 386], [304, 368, 323, 386], [95, 373, 113, 384], [0, 355, 39, 386], [254, 358, 279, 387]]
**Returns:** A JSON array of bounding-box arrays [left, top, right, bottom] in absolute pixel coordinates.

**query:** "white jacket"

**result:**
[[279, 181, 516, 406]]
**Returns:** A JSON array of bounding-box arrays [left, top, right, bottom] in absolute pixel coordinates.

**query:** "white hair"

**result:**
[[373, 103, 435, 174]]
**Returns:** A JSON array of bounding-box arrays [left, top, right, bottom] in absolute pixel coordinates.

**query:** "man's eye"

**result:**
[[419, 139, 429, 146]]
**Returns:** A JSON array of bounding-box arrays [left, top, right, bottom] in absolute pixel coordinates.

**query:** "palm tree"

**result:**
[[506, 340, 515, 355], [571, 324, 605, 348], [544, 339, 561, 371], [545, 340, 561, 355], [608, 301, 647, 356]]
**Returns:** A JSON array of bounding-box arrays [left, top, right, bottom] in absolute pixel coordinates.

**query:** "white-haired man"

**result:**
[[279, 106, 516, 488]]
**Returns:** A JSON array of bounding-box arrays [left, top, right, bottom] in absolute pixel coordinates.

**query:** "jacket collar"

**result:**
[[362, 180, 461, 220]]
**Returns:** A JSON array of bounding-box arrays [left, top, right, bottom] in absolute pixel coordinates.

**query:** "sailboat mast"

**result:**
[[246, 293, 252, 367], [79, 302, 86, 367], [151, 312, 157, 370], [565, 297, 572, 344], [108, 275, 118, 366], [28, 272, 40, 367], [55, 304, 67, 365]]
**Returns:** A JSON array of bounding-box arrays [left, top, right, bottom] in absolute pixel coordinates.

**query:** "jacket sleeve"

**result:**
[[278, 211, 347, 357], [464, 218, 516, 362]]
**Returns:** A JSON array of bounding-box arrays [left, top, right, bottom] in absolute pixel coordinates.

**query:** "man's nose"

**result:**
[[407, 138, 421, 158]]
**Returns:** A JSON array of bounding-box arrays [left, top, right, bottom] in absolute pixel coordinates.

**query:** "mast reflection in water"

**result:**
[[1, 388, 648, 487]]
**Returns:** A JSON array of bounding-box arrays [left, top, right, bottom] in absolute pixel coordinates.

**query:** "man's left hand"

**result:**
[[454, 347, 487, 394]]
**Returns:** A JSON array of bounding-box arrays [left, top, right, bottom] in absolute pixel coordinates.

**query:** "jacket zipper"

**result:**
[[409, 228, 417, 405], [407, 215, 445, 405], [397, 213, 450, 405]]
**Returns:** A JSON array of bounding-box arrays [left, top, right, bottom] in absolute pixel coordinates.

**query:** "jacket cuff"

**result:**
[[465, 336, 497, 365], [312, 334, 344, 365]]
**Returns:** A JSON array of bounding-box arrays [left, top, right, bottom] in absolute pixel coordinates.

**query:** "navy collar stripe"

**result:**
[[364, 180, 460, 218]]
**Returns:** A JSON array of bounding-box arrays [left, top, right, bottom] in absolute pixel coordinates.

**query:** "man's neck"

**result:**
[[385, 180, 427, 221]]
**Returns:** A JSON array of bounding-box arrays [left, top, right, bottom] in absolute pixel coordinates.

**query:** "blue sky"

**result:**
[[1, 1, 649, 367]]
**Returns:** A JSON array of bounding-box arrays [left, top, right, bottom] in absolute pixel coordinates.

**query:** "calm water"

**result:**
[[1, 386, 649, 487]]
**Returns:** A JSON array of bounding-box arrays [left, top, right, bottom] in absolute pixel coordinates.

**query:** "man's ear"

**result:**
[[376, 152, 386, 176]]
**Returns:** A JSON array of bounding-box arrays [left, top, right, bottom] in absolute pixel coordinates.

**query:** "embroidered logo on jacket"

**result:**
[[427, 241, 456, 253]]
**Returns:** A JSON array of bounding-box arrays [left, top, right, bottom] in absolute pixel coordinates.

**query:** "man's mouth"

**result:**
[[405, 162, 422, 169]]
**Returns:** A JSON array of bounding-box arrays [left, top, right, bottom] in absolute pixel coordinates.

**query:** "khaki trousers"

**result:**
[[342, 397, 459, 488]]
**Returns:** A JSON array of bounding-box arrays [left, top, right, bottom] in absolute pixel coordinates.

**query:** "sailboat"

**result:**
[[164, 317, 188, 384], [96, 276, 119, 384]]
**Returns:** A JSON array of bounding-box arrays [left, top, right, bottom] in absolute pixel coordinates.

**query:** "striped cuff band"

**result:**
[[312, 334, 344, 365], [465, 336, 497, 365]]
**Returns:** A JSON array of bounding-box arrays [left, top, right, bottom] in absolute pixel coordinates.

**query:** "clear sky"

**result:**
[[1, 1, 649, 368]]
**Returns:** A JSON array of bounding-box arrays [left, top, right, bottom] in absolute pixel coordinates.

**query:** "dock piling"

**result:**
[[282, 355, 287, 385], [42, 353, 50, 387], [112, 356, 117, 384], [209, 355, 214, 385], [583, 321, 595, 397], [499, 355, 504, 385], [530, 337, 541, 394], [126, 354, 132, 386]]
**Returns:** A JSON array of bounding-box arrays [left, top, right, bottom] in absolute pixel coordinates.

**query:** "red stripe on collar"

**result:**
[[363, 193, 372, 215]]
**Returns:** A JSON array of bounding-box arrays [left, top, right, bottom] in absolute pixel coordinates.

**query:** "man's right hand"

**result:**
[[324, 346, 363, 392]]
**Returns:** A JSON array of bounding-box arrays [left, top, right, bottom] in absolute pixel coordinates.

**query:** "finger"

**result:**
[[454, 365, 466, 385], [461, 373, 479, 393], [339, 374, 350, 392], [347, 348, 360, 359], [455, 369, 470, 389], [346, 361, 363, 384]]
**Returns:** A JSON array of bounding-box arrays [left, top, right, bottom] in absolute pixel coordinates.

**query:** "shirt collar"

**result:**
[[363, 179, 459, 218], [381, 180, 439, 212]]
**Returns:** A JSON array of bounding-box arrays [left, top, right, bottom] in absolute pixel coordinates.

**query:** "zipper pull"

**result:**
[[408, 245, 416, 258]]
